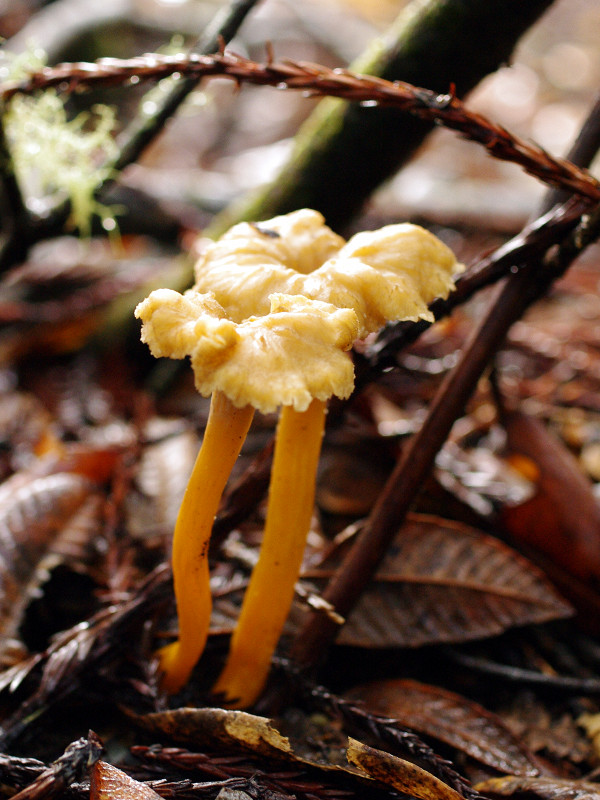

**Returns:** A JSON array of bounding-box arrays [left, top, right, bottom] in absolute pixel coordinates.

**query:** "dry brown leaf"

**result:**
[[90, 761, 162, 800], [0, 471, 98, 646], [346, 678, 540, 776], [138, 707, 296, 761], [501, 410, 600, 582], [476, 775, 600, 800], [137, 707, 400, 791], [0, 437, 127, 658], [304, 513, 572, 648], [347, 738, 465, 800]]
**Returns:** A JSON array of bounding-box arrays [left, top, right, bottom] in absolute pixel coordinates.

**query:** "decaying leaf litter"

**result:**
[[1, 0, 600, 799]]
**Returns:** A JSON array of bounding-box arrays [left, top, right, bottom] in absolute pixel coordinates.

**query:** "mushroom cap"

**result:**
[[136, 210, 463, 412], [135, 289, 358, 414], [193, 209, 463, 337], [192, 209, 344, 323]]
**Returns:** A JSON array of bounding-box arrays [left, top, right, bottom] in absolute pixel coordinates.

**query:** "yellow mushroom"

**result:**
[[135, 289, 358, 694], [135, 209, 463, 703]]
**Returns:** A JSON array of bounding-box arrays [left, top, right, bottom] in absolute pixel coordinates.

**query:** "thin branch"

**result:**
[[2, 51, 599, 203], [442, 648, 600, 694]]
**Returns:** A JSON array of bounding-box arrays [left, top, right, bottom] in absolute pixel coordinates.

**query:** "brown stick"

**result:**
[[2, 52, 599, 204]]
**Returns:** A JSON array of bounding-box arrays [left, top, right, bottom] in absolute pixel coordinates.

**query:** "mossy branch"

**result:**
[[0, 0, 258, 271]]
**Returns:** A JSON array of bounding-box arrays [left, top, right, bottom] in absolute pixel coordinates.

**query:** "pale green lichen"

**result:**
[[1, 47, 119, 236]]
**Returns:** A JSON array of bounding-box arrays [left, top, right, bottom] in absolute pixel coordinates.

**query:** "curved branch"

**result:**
[[3, 52, 598, 205]]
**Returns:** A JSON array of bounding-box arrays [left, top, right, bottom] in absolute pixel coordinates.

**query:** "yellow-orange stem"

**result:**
[[213, 398, 327, 707], [158, 391, 254, 694]]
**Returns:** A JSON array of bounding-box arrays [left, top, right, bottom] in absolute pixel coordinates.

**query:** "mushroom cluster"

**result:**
[[135, 209, 462, 705]]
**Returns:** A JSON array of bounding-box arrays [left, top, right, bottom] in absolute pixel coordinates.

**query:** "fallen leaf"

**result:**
[[0, 471, 98, 646], [346, 678, 540, 776], [347, 738, 465, 800], [90, 761, 162, 800], [304, 513, 572, 648], [138, 707, 295, 761], [476, 775, 600, 800], [501, 410, 600, 582], [137, 707, 403, 792]]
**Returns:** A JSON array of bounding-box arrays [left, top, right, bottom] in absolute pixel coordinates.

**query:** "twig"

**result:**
[[442, 648, 600, 694], [545, 201, 600, 274], [2, 51, 599, 204]]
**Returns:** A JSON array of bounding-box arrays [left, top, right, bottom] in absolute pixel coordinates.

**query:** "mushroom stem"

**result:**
[[213, 397, 327, 707], [159, 390, 254, 694]]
